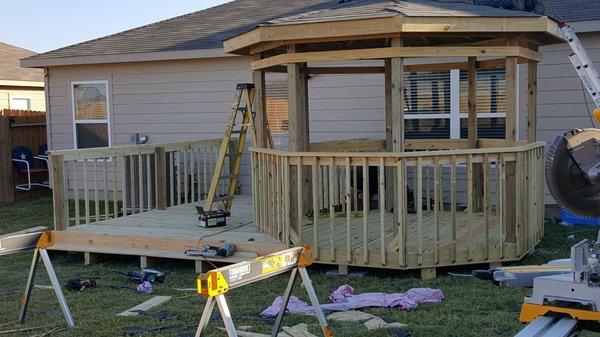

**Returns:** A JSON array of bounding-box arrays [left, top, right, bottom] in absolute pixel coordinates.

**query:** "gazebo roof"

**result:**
[[224, 0, 563, 55]]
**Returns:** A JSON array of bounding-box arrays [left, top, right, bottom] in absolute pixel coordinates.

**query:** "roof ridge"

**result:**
[[29, 0, 240, 59]]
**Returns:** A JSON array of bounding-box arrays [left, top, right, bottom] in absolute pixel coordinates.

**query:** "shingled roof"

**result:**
[[0, 42, 43, 82], [23, 0, 600, 66]]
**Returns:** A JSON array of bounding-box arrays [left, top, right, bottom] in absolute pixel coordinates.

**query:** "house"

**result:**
[[21, 0, 572, 277], [0, 42, 45, 111]]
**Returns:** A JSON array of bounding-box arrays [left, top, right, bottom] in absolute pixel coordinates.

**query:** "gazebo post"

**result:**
[[528, 59, 538, 143], [252, 54, 269, 148], [468, 57, 484, 213], [384, 58, 395, 212], [288, 45, 311, 233], [505, 55, 519, 247]]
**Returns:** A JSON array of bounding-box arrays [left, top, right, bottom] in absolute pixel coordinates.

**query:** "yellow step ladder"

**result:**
[[197, 83, 272, 227]]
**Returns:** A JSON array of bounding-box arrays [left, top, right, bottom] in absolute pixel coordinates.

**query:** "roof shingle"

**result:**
[[0, 42, 43, 82]]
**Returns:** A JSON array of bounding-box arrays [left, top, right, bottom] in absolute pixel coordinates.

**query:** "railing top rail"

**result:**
[[250, 141, 546, 158], [50, 138, 227, 161]]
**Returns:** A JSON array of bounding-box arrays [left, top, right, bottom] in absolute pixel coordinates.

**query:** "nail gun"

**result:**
[[185, 243, 236, 258]]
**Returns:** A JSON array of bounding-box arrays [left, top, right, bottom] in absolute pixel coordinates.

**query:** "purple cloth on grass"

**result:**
[[136, 281, 153, 295], [260, 285, 443, 317]]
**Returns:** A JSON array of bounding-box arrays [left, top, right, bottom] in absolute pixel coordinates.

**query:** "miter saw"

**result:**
[[546, 21, 600, 219]]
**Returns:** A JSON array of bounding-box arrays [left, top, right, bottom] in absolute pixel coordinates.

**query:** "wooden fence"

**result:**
[[0, 109, 47, 204], [49, 138, 230, 230], [250, 142, 545, 270]]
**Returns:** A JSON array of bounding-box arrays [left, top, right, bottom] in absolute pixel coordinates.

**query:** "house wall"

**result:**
[[0, 87, 45, 111]]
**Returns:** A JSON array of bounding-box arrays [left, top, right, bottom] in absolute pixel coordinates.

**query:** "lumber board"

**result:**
[[117, 296, 172, 316]]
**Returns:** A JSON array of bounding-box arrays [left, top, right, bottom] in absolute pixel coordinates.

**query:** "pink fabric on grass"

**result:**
[[260, 285, 443, 317]]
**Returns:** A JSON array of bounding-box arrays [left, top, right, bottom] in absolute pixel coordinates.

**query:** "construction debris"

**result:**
[[117, 296, 172, 317], [327, 310, 407, 330]]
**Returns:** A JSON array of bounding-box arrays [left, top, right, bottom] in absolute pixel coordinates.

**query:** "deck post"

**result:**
[[50, 154, 68, 231], [505, 55, 518, 245], [252, 55, 269, 148], [468, 57, 484, 213], [155, 147, 167, 210], [390, 37, 405, 244], [384, 59, 395, 212], [288, 45, 311, 234], [527, 60, 538, 143]]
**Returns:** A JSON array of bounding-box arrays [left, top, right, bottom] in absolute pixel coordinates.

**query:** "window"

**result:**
[[71, 81, 111, 149], [265, 81, 289, 133], [404, 68, 507, 140], [11, 98, 31, 110]]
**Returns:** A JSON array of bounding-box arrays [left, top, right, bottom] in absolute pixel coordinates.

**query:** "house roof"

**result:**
[[0, 42, 43, 82], [22, 0, 599, 68]]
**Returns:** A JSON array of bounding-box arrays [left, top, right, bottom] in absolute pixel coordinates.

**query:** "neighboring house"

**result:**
[[20, 0, 600, 197], [1, 42, 45, 111]]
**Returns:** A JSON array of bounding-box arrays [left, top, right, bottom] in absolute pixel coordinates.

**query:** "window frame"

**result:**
[[70, 80, 112, 149], [405, 68, 510, 140], [11, 97, 32, 111]]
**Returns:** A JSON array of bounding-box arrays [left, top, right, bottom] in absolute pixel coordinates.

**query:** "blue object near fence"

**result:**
[[561, 208, 600, 227]]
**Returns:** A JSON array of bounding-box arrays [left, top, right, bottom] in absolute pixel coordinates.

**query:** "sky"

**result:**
[[0, 0, 232, 53]]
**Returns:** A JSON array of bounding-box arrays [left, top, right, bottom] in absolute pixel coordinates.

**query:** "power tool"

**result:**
[[185, 243, 236, 258], [126, 269, 166, 284]]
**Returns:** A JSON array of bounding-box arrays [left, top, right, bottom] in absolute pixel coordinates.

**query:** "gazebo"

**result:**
[[223, 0, 563, 278]]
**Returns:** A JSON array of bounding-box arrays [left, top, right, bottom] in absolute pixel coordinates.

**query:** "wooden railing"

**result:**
[[250, 142, 545, 269], [49, 139, 230, 230]]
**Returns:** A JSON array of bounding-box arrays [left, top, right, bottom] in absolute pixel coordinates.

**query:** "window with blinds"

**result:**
[[459, 68, 507, 139], [404, 71, 451, 139], [265, 81, 289, 133]]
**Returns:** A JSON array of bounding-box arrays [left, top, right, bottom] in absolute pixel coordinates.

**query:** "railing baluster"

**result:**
[[93, 159, 99, 222], [184, 150, 189, 204], [190, 149, 195, 203], [147, 153, 152, 210], [499, 153, 506, 259], [345, 157, 351, 264], [312, 158, 319, 258], [197, 149, 201, 202], [297, 157, 303, 246], [283, 156, 290, 246], [276, 155, 282, 240], [379, 157, 385, 266], [397, 159, 406, 267], [416, 157, 423, 266], [176, 151, 181, 205], [112, 157, 118, 218], [483, 154, 491, 260], [121, 156, 127, 217], [169, 152, 174, 206], [138, 154, 144, 212], [352, 166, 358, 212], [129, 156, 136, 214], [425, 166, 431, 211], [467, 154, 474, 261], [434, 156, 441, 265], [203, 148, 207, 199], [104, 158, 109, 220], [83, 159, 90, 224], [328, 159, 335, 261], [450, 155, 457, 263], [73, 161, 80, 226], [362, 157, 369, 265]]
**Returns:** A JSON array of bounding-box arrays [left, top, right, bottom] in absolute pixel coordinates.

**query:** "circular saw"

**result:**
[[546, 128, 600, 218]]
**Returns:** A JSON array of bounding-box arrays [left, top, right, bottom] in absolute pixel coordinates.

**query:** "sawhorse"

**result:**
[[194, 246, 332, 337]]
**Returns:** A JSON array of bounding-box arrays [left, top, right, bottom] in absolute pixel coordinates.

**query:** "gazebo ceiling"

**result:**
[[223, 0, 564, 55]]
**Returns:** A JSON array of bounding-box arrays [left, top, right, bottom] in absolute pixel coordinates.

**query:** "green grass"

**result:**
[[1, 197, 600, 337]]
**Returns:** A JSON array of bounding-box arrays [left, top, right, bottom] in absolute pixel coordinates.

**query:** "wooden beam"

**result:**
[[226, 16, 561, 54], [251, 46, 542, 70], [390, 39, 405, 152], [50, 154, 68, 231], [252, 55, 269, 148], [154, 147, 167, 210], [528, 60, 538, 143], [468, 57, 478, 148], [506, 56, 518, 146]]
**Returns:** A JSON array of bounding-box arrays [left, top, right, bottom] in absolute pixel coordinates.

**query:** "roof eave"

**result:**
[[21, 48, 239, 68]]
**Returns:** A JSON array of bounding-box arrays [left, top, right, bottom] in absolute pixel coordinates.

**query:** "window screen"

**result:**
[[266, 81, 289, 133]]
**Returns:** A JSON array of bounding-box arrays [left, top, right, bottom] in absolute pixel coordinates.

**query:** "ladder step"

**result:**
[[230, 130, 244, 134]]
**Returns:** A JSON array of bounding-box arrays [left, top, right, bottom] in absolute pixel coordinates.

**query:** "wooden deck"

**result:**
[[50, 195, 286, 270]]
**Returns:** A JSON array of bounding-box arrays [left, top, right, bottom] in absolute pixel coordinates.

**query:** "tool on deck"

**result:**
[[0, 230, 74, 328], [194, 246, 333, 337], [198, 83, 273, 228], [185, 243, 236, 258], [546, 20, 600, 218], [516, 233, 600, 336]]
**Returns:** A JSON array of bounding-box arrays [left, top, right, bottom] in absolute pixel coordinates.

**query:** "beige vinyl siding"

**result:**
[[0, 88, 45, 111], [46, 57, 253, 193]]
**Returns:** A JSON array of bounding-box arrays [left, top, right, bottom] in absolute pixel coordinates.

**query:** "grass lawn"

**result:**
[[1, 197, 600, 337]]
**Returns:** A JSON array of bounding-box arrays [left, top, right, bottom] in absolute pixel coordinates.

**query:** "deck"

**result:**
[[50, 195, 286, 269]]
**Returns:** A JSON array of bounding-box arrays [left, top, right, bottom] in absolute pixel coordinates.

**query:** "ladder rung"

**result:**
[[230, 130, 244, 134]]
